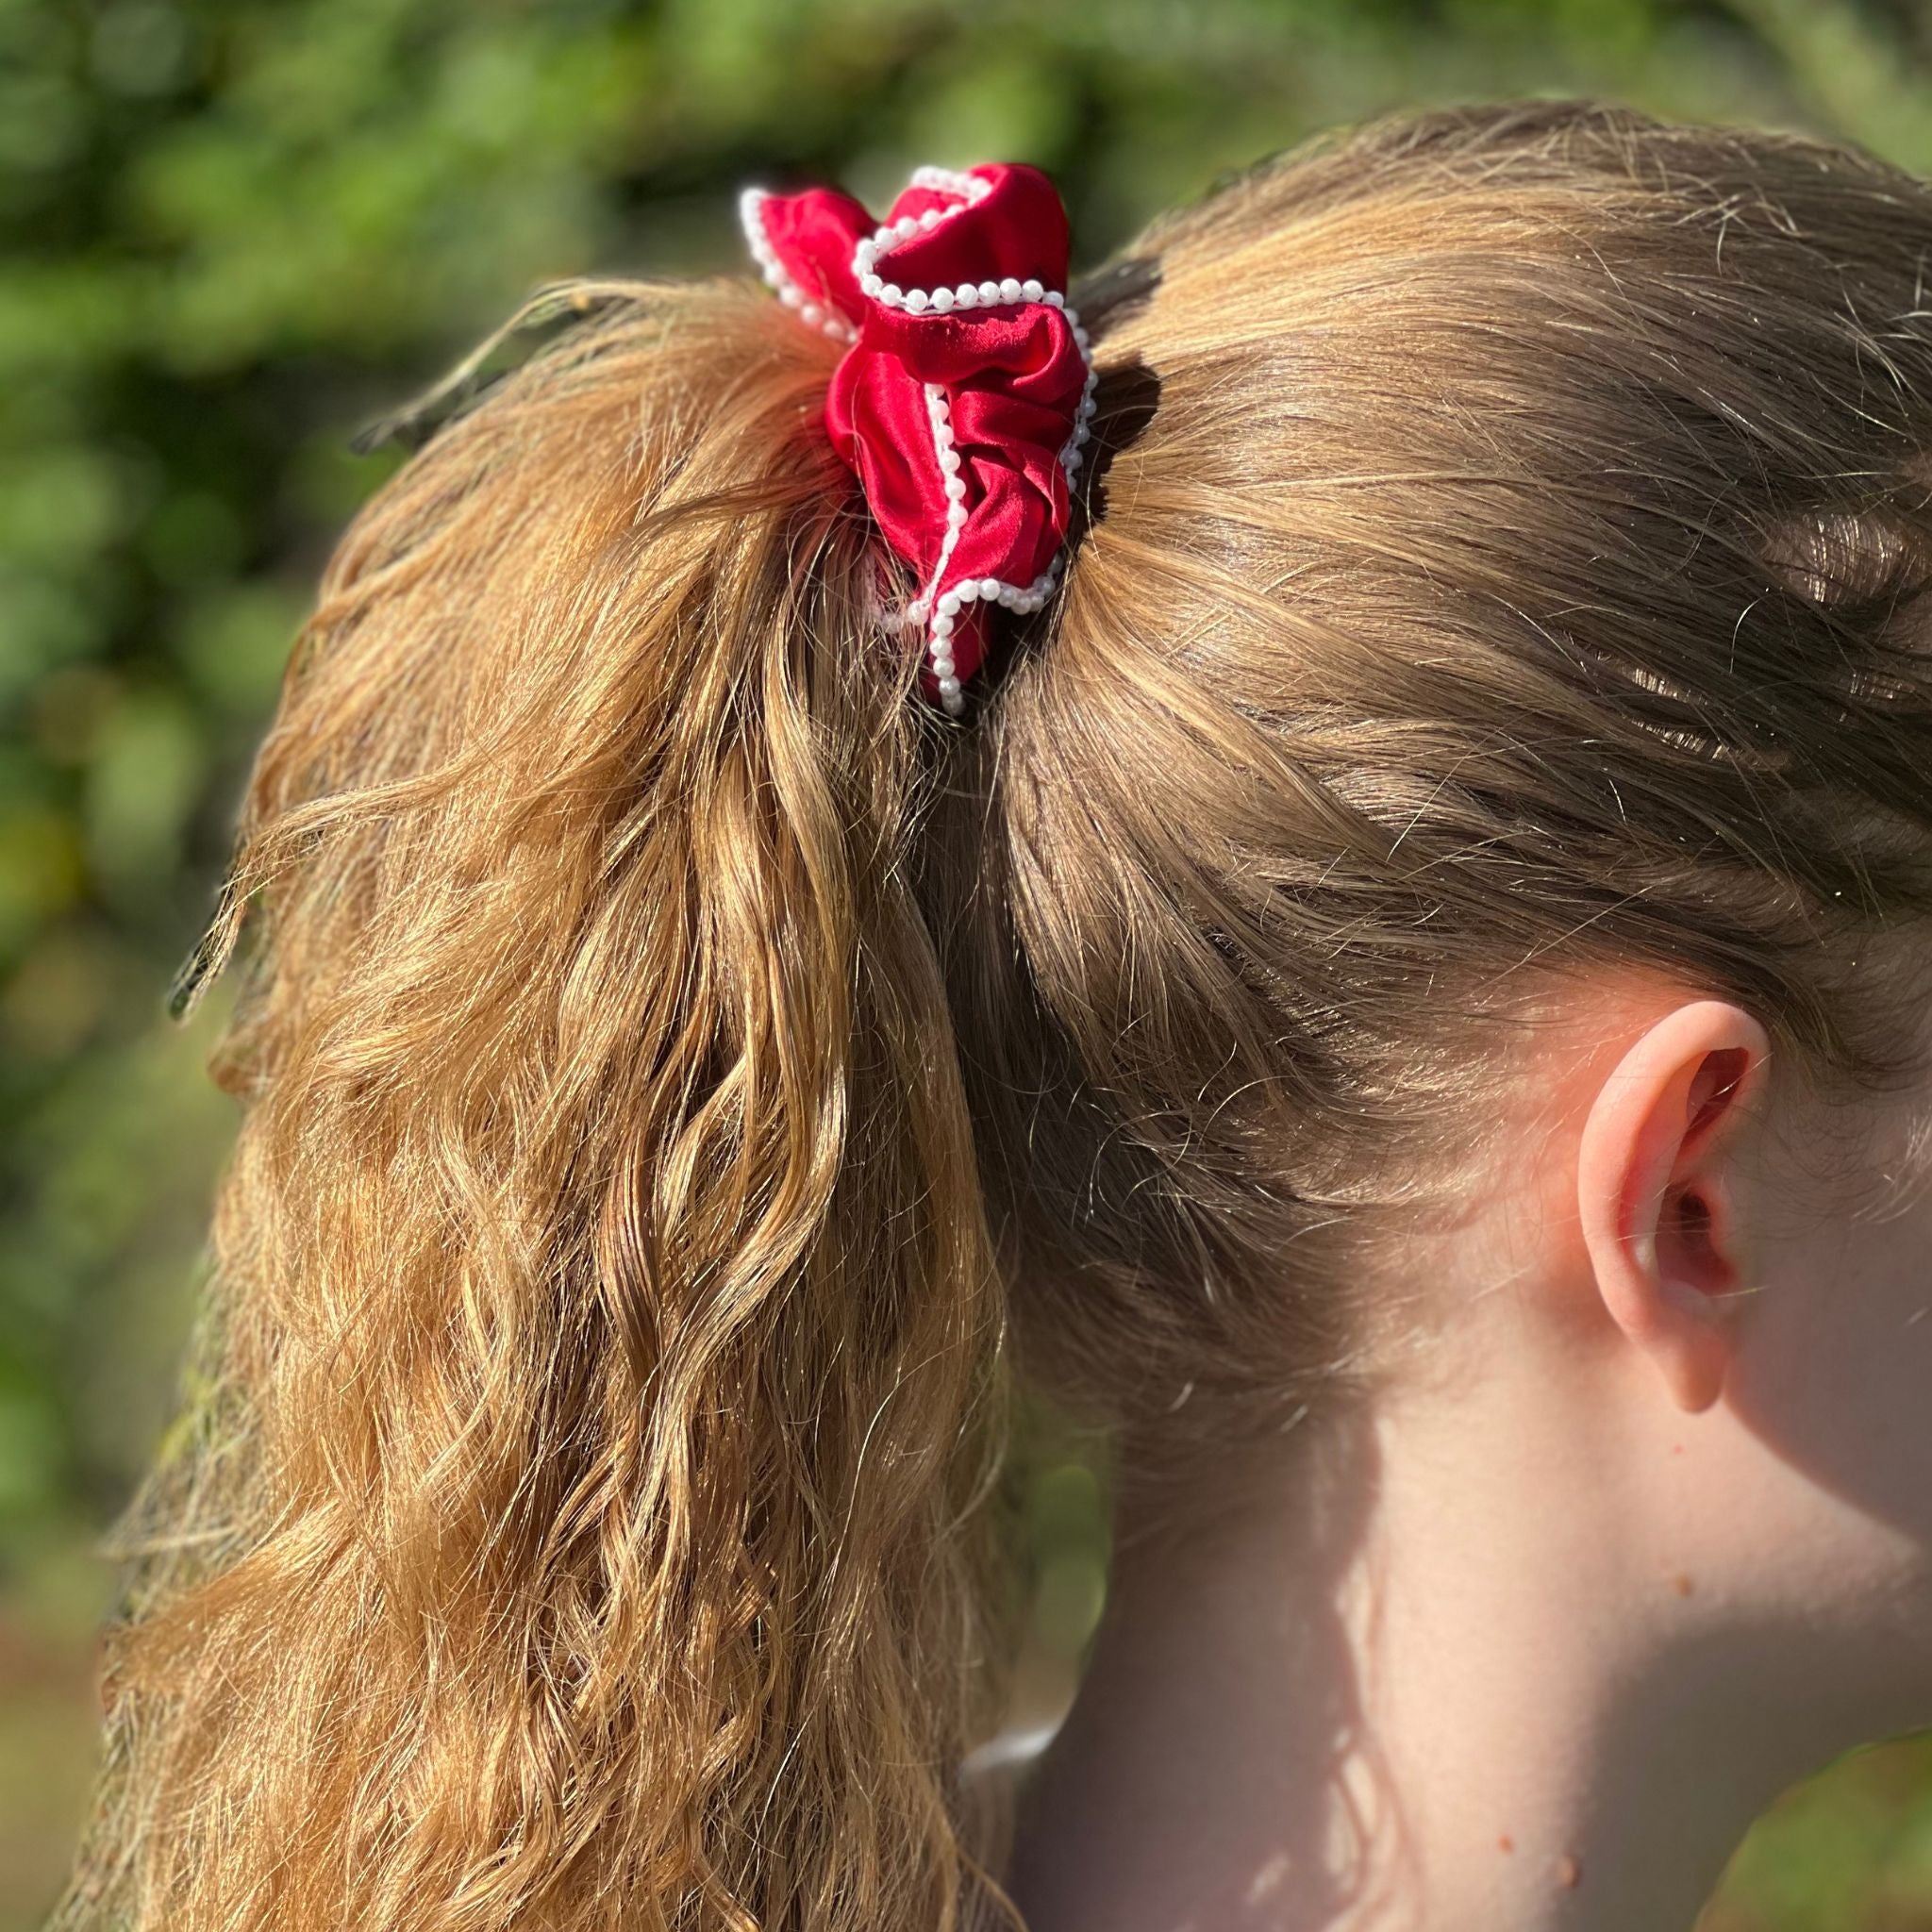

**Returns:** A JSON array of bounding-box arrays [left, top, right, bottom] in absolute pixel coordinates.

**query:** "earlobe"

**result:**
[[1574, 1000, 1771, 1415]]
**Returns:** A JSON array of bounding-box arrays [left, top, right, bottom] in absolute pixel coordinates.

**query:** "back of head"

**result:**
[[957, 97, 1932, 1455], [57, 96, 1932, 1932]]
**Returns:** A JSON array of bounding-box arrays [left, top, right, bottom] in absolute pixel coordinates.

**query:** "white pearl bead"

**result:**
[[1068, 447, 1083, 471], [938, 591, 960, 615], [874, 225, 894, 245], [780, 286, 801, 307], [930, 287, 954, 312], [1022, 278, 1043, 301], [947, 502, 967, 527], [978, 280, 1001, 304], [978, 576, 1001, 598], [921, 208, 942, 228], [1044, 290, 1064, 308], [801, 303, 821, 325], [905, 289, 928, 313], [932, 613, 954, 638], [896, 215, 919, 239], [938, 675, 961, 696], [861, 274, 882, 296], [932, 657, 955, 677], [880, 284, 901, 305], [999, 277, 1023, 304], [954, 284, 978, 308], [944, 475, 966, 500]]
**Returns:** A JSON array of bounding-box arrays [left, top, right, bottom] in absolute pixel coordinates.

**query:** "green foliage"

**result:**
[[4, 0, 1932, 1925]]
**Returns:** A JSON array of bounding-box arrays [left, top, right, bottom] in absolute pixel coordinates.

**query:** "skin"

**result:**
[[1002, 984, 1932, 1932]]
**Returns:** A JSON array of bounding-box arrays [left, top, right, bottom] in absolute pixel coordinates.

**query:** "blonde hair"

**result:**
[[57, 96, 1932, 1932]]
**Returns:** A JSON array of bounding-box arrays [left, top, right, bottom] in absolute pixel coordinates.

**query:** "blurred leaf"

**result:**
[[175, 578, 306, 715], [0, 808, 85, 956], [83, 688, 205, 900]]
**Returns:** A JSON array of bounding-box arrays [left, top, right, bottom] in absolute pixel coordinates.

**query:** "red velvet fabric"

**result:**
[[747, 162, 1087, 704]]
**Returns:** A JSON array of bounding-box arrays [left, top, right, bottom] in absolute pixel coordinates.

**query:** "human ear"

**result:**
[[1574, 998, 1772, 1415]]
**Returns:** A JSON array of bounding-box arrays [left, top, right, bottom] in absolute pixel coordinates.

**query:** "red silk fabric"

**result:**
[[745, 163, 1088, 705]]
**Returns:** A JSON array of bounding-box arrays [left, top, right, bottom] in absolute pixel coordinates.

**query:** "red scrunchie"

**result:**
[[741, 161, 1096, 714]]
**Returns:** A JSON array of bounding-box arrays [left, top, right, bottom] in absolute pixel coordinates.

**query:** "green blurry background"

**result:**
[[7, 0, 1932, 1925]]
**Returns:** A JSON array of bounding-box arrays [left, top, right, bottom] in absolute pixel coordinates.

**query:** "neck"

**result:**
[[1003, 1386, 1858, 1932]]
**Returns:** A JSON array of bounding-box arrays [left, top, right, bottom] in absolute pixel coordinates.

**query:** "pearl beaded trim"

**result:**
[[848, 166, 994, 315], [744, 163, 1100, 718], [850, 166, 1098, 717], [904, 382, 1074, 716], [739, 186, 860, 343]]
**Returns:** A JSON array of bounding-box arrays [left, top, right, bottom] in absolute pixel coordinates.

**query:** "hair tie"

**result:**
[[740, 162, 1096, 717]]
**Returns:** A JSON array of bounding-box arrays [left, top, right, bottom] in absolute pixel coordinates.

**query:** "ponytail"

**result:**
[[58, 277, 1021, 1932]]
